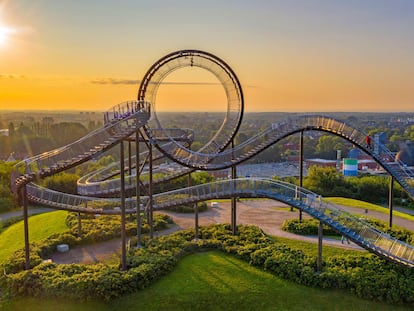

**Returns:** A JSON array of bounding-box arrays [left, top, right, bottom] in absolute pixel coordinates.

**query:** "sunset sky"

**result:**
[[0, 0, 413, 112]]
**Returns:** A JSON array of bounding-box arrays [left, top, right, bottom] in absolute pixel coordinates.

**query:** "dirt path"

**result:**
[[50, 199, 403, 264]]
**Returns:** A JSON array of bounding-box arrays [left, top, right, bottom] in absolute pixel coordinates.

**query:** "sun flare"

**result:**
[[0, 21, 15, 48], [0, 25, 10, 47]]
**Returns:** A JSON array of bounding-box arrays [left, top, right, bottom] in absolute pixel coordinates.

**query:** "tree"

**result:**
[[16, 122, 33, 137], [49, 122, 88, 146], [42, 173, 80, 194], [316, 135, 346, 159], [303, 166, 350, 196], [8, 122, 15, 137]]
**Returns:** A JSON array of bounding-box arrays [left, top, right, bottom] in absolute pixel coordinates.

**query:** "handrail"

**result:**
[[77, 114, 414, 201], [11, 100, 151, 192], [24, 177, 414, 267]]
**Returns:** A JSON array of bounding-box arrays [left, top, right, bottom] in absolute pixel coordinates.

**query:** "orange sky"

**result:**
[[1, 1, 414, 112]]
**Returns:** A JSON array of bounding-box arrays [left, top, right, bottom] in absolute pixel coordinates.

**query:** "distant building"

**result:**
[[396, 141, 414, 166], [343, 158, 358, 176], [347, 147, 374, 160], [306, 157, 380, 173], [306, 158, 337, 168], [283, 142, 299, 151]]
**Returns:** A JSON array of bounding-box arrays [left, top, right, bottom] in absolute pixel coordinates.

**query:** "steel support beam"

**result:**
[[135, 130, 142, 247], [149, 141, 154, 239], [128, 140, 132, 181], [77, 212, 82, 238], [22, 185, 30, 270], [389, 175, 394, 228], [120, 140, 127, 271], [317, 221, 323, 272], [231, 139, 237, 235], [195, 202, 199, 240], [299, 131, 304, 222]]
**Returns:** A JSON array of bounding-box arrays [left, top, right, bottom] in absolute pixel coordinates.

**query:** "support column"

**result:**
[[188, 171, 192, 197], [231, 139, 237, 235], [120, 140, 127, 271], [317, 221, 323, 272], [231, 165, 237, 235], [389, 175, 394, 228], [128, 140, 132, 181], [195, 202, 199, 241], [77, 212, 82, 238], [149, 141, 154, 239], [135, 132, 141, 247], [299, 131, 304, 222], [22, 185, 30, 270], [127, 140, 133, 222]]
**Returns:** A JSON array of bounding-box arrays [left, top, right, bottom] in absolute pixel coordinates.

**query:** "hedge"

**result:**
[[162, 201, 208, 213], [282, 218, 414, 244], [2, 224, 414, 305]]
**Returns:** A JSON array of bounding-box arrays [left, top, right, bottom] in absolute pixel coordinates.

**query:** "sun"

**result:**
[[0, 24, 13, 47], [0, 14, 17, 49]]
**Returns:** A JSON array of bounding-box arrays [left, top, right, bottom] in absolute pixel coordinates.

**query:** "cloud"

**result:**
[[0, 74, 27, 79], [90, 78, 139, 85], [0, 74, 258, 88], [90, 77, 221, 86]]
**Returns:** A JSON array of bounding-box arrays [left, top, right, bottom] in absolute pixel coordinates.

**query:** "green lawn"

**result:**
[[326, 197, 414, 221], [0, 210, 68, 263], [2, 251, 410, 311]]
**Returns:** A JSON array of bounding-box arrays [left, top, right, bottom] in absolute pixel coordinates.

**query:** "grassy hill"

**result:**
[[1, 251, 410, 311], [0, 210, 68, 263]]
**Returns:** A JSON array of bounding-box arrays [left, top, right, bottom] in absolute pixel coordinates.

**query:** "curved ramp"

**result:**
[[77, 140, 194, 197], [11, 100, 150, 193], [29, 176, 414, 267], [155, 115, 414, 201], [78, 115, 414, 202], [150, 178, 414, 268]]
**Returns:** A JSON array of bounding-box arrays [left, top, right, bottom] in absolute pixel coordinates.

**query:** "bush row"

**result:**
[[282, 218, 414, 244], [162, 201, 208, 213], [281, 219, 339, 236], [2, 224, 414, 304], [1, 212, 172, 274]]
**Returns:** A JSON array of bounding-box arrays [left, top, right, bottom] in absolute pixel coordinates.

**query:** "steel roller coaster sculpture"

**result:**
[[11, 50, 414, 269]]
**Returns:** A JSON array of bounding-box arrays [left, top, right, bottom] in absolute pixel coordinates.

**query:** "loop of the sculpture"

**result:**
[[138, 50, 244, 163]]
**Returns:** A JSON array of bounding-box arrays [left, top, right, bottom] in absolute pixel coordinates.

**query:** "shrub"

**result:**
[[42, 173, 80, 194], [162, 201, 208, 213], [282, 219, 339, 236], [2, 223, 414, 305], [282, 218, 414, 244]]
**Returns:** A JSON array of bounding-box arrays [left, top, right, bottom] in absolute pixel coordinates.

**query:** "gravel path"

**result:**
[[0, 207, 53, 221], [48, 199, 413, 264]]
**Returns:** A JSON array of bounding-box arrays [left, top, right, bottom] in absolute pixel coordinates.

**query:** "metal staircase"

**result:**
[[11, 100, 151, 193], [10, 112, 414, 268], [74, 115, 414, 201], [17, 176, 414, 268], [150, 178, 414, 268]]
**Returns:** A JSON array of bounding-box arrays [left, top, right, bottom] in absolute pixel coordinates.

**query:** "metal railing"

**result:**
[[12, 101, 150, 191], [76, 115, 414, 201], [150, 177, 414, 267], [23, 174, 414, 267]]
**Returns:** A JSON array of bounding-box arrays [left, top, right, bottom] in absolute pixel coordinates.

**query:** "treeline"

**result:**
[[0, 156, 114, 212], [0, 161, 18, 212], [281, 166, 413, 207], [0, 157, 216, 213], [0, 120, 103, 159]]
